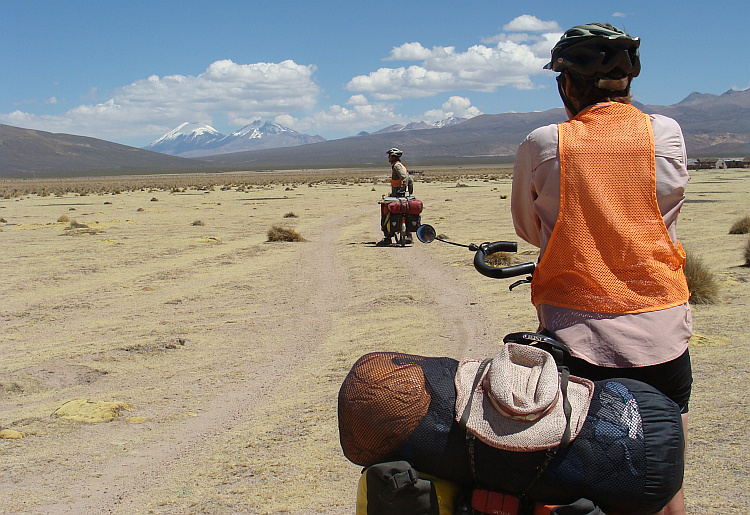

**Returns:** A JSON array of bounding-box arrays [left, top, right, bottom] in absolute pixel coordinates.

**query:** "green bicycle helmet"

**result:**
[[545, 22, 641, 79]]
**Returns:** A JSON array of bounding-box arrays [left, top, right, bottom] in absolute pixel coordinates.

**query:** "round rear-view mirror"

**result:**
[[416, 224, 436, 244]]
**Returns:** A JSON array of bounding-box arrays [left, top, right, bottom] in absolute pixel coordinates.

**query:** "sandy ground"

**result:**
[[0, 168, 748, 514]]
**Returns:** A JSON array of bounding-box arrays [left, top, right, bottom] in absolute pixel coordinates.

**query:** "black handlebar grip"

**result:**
[[482, 241, 518, 253]]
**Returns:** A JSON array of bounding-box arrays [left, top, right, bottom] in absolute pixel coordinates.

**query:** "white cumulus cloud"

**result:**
[[423, 96, 482, 122], [277, 100, 405, 135], [346, 16, 561, 100], [502, 15, 560, 33], [0, 59, 320, 142]]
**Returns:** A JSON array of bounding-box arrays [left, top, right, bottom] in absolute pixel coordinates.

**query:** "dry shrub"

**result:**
[[267, 225, 305, 242], [684, 249, 719, 304], [57, 215, 70, 223], [744, 236, 750, 266], [728, 215, 750, 234], [283, 212, 298, 218], [485, 251, 515, 267]]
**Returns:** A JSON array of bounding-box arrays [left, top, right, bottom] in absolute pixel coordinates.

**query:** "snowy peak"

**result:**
[[433, 116, 468, 128], [144, 122, 225, 155], [230, 120, 298, 139], [373, 117, 469, 134], [145, 120, 325, 158]]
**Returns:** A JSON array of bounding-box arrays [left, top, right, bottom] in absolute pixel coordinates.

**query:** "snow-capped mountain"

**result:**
[[144, 122, 225, 156], [432, 116, 468, 128], [206, 120, 325, 156], [145, 120, 326, 157], [371, 117, 468, 135]]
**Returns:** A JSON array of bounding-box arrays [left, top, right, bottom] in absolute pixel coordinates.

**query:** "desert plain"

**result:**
[[0, 166, 748, 514]]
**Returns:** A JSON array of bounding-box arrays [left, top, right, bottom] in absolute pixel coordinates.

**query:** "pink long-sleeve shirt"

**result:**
[[511, 107, 692, 367]]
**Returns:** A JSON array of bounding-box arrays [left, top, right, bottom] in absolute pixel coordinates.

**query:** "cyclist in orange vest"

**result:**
[[387, 147, 413, 197], [377, 148, 415, 246], [511, 23, 691, 515]]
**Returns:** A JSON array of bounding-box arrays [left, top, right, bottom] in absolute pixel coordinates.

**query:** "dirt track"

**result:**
[[1, 169, 748, 514]]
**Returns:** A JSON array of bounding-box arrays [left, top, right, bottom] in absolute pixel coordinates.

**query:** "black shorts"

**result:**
[[564, 349, 692, 413]]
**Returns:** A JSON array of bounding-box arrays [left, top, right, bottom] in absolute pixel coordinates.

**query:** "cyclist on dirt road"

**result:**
[[511, 23, 692, 515], [377, 148, 415, 246]]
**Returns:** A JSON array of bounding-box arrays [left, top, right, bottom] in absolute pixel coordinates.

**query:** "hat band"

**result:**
[[484, 379, 560, 422]]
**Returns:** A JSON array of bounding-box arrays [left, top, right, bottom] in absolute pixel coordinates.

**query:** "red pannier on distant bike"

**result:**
[[379, 196, 423, 245]]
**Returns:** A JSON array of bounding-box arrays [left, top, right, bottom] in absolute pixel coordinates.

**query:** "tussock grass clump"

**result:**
[[743, 237, 750, 266], [68, 220, 89, 229], [267, 225, 305, 242], [57, 215, 70, 223], [728, 215, 750, 234], [485, 252, 515, 267], [283, 212, 298, 218], [684, 249, 719, 304]]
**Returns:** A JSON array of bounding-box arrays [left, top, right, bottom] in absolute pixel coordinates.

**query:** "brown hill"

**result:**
[[0, 124, 201, 178]]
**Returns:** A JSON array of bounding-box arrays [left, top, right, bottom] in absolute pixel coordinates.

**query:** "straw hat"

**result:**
[[454, 343, 594, 451]]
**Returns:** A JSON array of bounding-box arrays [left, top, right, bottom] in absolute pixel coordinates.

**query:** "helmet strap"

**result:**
[[557, 73, 580, 117]]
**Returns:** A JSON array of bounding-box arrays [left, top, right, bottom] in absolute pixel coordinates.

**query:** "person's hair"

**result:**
[[565, 71, 633, 110]]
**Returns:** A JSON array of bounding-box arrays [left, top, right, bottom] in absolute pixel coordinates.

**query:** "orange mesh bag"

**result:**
[[338, 352, 431, 466]]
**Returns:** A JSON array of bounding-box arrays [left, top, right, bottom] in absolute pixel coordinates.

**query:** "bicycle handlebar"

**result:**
[[473, 242, 537, 279], [414, 224, 536, 283]]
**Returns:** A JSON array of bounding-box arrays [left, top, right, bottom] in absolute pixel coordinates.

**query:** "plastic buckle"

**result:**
[[388, 469, 418, 492]]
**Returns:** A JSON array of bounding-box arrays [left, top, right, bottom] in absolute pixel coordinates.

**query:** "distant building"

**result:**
[[687, 157, 750, 170], [721, 158, 750, 168]]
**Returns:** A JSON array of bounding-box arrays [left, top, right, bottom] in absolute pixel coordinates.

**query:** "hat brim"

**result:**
[[455, 358, 594, 452]]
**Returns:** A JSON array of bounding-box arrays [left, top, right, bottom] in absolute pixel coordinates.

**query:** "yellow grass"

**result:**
[[0, 167, 747, 515]]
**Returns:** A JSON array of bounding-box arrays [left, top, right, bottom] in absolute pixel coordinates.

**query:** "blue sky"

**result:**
[[1, 0, 747, 148]]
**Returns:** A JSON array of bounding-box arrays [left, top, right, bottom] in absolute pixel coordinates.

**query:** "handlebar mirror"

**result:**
[[416, 224, 437, 244], [414, 222, 536, 287]]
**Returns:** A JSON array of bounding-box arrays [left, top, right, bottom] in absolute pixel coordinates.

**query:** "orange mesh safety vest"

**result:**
[[531, 102, 690, 314]]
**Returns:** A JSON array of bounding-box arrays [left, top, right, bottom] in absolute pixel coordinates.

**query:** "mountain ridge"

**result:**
[[1, 88, 749, 177]]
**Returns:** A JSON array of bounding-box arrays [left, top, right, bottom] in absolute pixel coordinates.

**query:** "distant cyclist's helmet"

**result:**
[[545, 22, 641, 79], [387, 148, 403, 158]]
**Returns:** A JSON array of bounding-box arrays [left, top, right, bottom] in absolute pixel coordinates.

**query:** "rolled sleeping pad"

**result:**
[[338, 352, 684, 515]]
